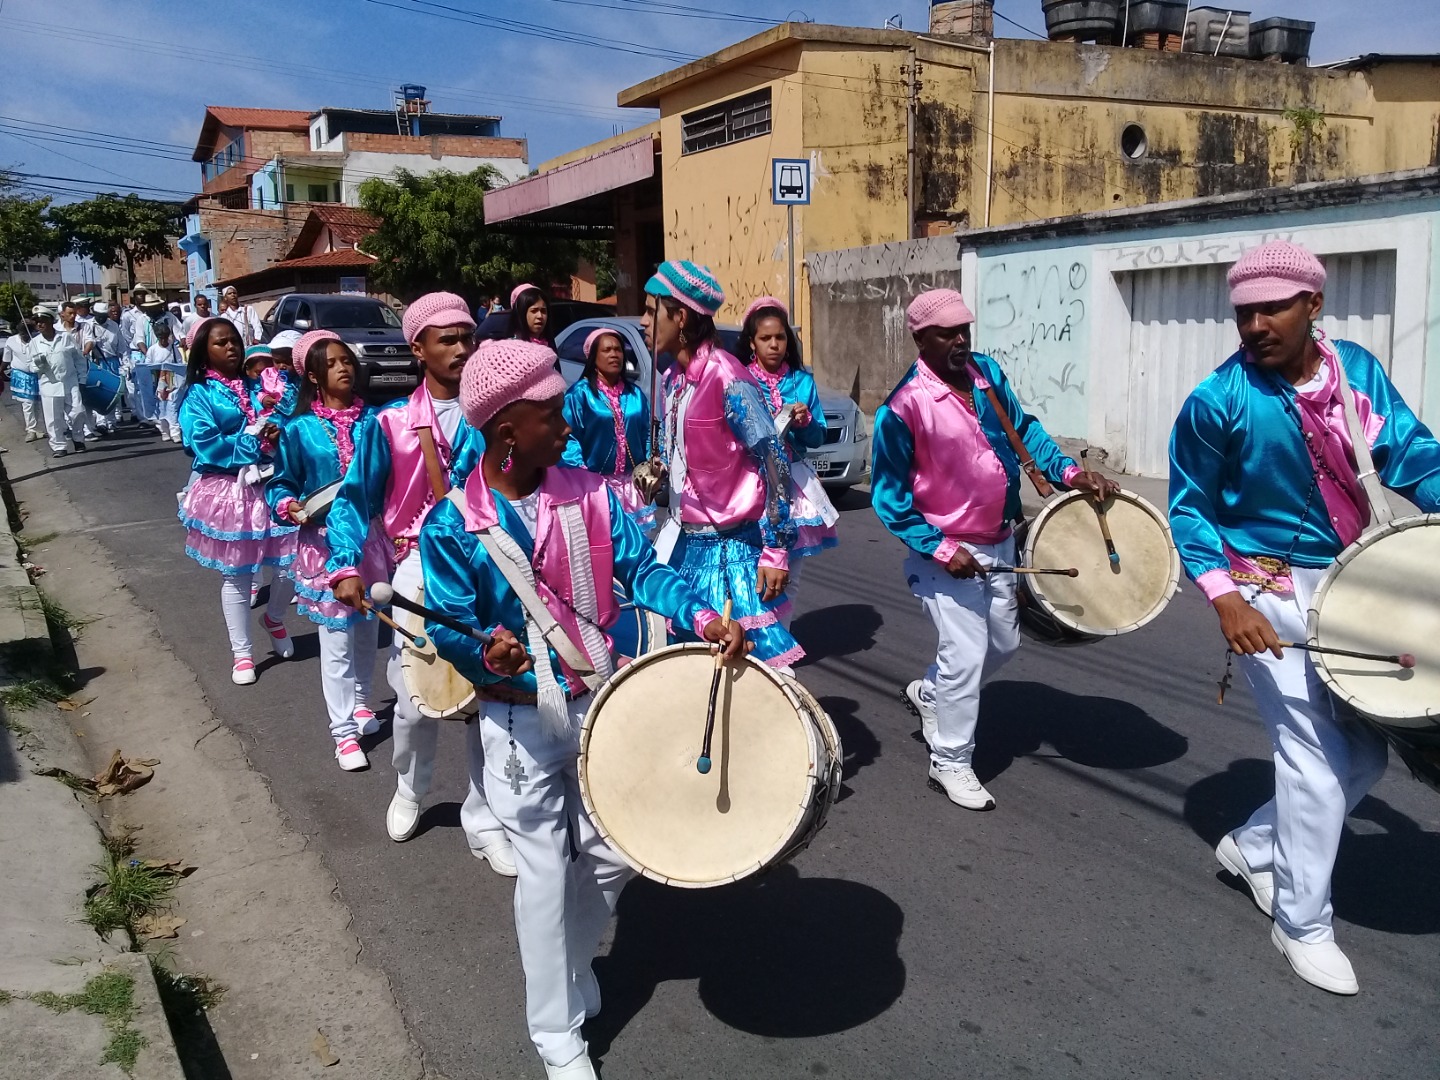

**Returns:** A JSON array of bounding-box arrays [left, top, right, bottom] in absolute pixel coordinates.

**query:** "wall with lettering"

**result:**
[[974, 250, 1092, 439]]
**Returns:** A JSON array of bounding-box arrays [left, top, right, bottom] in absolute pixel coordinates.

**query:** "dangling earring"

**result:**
[[1308, 322, 1321, 342], [500, 446, 514, 473]]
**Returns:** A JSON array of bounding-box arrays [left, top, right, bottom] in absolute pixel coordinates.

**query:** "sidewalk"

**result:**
[[0, 409, 430, 1079]]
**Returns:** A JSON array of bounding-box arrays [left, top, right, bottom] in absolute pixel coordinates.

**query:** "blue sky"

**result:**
[[0, 0, 1436, 222]]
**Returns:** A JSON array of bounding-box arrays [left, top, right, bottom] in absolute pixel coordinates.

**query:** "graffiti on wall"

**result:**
[[977, 257, 1090, 437], [1107, 230, 1297, 271]]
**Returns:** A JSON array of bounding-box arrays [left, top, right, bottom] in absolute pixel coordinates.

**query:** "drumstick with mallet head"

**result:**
[[1081, 449, 1121, 570], [989, 566, 1079, 577], [362, 602, 427, 650], [369, 582, 497, 651], [1280, 641, 1416, 668], [696, 599, 733, 776]]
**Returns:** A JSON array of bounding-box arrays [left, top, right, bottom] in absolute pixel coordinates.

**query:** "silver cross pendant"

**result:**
[[505, 747, 528, 795]]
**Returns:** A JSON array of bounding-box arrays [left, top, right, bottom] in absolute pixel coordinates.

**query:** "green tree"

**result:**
[[50, 193, 181, 291], [357, 166, 584, 307], [0, 280, 39, 324], [0, 171, 63, 291]]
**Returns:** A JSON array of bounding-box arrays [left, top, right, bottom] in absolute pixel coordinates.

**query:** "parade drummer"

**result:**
[[1168, 240, 1440, 995], [327, 292, 514, 874], [419, 338, 743, 1080], [871, 288, 1114, 811]]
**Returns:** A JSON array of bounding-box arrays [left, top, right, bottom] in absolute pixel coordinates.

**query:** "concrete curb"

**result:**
[[106, 952, 187, 1080]]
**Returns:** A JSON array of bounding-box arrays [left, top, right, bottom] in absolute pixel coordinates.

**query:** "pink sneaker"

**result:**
[[354, 707, 380, 737], [334, 737, 368, 772], [261, 614, 294, 659], [231, 657, 256, 686]]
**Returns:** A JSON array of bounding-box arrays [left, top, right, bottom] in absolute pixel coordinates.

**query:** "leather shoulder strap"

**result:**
[[416, 426, 448, 503], [980, 382, 1054, 500]]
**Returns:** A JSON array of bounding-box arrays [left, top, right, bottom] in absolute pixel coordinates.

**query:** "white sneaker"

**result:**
[[928, 762, 995, 810], [386, 790, 421, 842], [261, 614, 294, 659], [1271, 925, 1359, 995], [249, 582, 261, 608], [1215, 833, 1274, 918], [25, 430, 42, 442], [334, 736, 368, 772], [231, 657, 256, 686], [544, 1053, 599, 1079], [354, 707, 380, 737], [903, 680, 938, 747], [471, 831, 518, 877]]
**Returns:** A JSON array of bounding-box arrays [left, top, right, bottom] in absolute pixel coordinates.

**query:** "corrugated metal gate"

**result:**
[[1118, 251, 1397, 477]]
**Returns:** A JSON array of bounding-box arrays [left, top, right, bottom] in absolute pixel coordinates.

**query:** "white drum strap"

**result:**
[[1332, 352, 1394, 526]]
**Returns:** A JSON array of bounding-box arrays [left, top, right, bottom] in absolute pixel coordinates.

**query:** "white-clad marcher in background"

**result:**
[[146, 319, 185, 443], [179, 293, 213, 344], [4, 322, 43, 441], [131, 306, 183, 427], [219, 286, 263, 346], [84, 302, 126, 433], [29, 308, 94, 455]]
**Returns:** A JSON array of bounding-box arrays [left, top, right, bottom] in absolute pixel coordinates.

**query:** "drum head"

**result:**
[[1023, 490, 1179, 637], [581, 645, 820, 887], [396, 585, 477, 720], [1308, 515, 1440, 730]]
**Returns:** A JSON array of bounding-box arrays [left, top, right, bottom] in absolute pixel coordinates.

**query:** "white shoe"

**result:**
[[386, 790, 421, 842], [1271, 925, 1359, 995], [25, 430, 42, 442], [928, 762, 995, 810], [544, 1053, 599, 1079], [261, 614, 294, 659], [354, 707, 381, 737], [1215, 833, 1274, 918], [334, 736, 369, 772], [231, 658, 256, 686], [249, 583, 261, 608], [902, 679, 938, 747], [471, 831, 518, 877]]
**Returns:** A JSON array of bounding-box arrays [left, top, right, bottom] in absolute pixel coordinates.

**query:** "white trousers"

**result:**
[[1232, 567, 1389, 943], [906, 539, 1021, 768], [387, 549, 500, 843], [478, 698, 632, 1067], [19, 397, 40, 434], [318, 619, 379, 741], [220, 570, 294, 659], [40, 387, 93, 451]]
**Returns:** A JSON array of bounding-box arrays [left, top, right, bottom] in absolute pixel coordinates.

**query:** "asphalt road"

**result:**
[[13, 420, 1439, 1080]]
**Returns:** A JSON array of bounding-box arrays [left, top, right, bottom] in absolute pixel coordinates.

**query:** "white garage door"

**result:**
[[1118, 250, 1396, 477]]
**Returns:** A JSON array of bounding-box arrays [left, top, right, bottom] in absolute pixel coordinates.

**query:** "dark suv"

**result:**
[[265, 293, 414, 402]]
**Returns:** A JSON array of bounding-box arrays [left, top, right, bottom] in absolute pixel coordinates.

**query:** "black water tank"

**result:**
[[1125, 0, 1187, 36], [1249, 16, 1314, 63], [1042, 0, 1121, 41]]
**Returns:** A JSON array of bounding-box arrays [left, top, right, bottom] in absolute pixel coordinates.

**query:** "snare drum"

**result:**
[[395, 584, 478, 721], [580, 644, 841, 888], [1021, 489, 1180, 641], [295, 481, 342, 526]]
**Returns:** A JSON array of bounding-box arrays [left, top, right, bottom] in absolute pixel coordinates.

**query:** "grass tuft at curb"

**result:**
[[24, 970, 148, 1074]]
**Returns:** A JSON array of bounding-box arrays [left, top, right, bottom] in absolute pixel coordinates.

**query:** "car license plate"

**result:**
[[370, 373, 414, 385], [813, 460, 837, 477]]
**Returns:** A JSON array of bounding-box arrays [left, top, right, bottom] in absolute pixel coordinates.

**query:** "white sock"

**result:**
[[221, 574, 253, 659]]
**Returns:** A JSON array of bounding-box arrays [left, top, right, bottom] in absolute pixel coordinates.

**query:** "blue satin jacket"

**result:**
[[1169, 339, 1440, 581], [561, 377, 651, 474], [420, 486, 709, 698], [325, 398, 485, 576], [247, 370, 299, 423], [264, 408, 375, 524], [871, 354, 1077, 558], [178, 380, 265, 476], [755, 367, 828, 459]]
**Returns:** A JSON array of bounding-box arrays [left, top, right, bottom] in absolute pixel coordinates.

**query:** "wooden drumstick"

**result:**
[[370, 582, 496, 650], [1279, 641, 1416, 668], [363, 602, 427, 650], [697, 600, 733, 776], [1082, 449, 1120, 568], [990, 566, 1080, 577]]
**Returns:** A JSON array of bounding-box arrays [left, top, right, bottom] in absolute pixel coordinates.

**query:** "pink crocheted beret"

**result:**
[[906, 288, 975, 333], [583, 327, 623, 359], [402, 291, 475, 345], [292, 330, 344, 378], [742, 295, 789, 325], [185, 316, 228, 351], [461, 339, 567, 430], [510, 283, 541, 309], [1228, 241, 1327, 306]]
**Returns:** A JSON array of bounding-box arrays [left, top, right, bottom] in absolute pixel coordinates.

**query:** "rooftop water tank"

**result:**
[[1184, 6, 1251, 57], [1249, 16, 1314, 64], [1124, 0, 1188, 37], [1042, 0, 1121, 42]]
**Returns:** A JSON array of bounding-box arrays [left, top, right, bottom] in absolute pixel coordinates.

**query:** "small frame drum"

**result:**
[[580, 644, 841, 888], [395, 584, 478, 721], [295, 481, 343, 527], [1307, 515, 1440, 732], [1022, 489, 1180, 640]]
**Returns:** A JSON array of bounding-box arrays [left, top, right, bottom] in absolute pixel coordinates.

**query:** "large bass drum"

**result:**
[[1307, 515, 1440, 792], [1019, 489, 1180, 644], [580, 644, 841, 888]]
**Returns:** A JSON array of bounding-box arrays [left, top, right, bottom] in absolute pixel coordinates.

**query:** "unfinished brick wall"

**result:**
[[343, 132, 527, 159]]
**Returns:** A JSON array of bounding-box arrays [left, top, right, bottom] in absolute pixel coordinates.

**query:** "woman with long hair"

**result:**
[[506, 283, 554, 348], [266, 331, 389, 771], [561, 328, 655, 534], [738, 296, 839, 625], [177, 317, 298, 685]]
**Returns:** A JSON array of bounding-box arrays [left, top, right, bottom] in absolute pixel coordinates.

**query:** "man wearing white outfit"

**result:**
[[418, 338, 745, 1079], [84, 302, 126, 432], [871, 289, 1114, 810], [218, 285, 262, 346], [4, 321, 43, 440], [29, 309, 95, 455], [1169, 240, 1440, 995]]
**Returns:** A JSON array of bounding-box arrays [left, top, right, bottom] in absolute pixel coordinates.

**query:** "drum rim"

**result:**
[[579, 642, 829, 889], [1021, 488, 1180, 637], [1306, 513, 1440, 725], [397, 584, 478, 720]]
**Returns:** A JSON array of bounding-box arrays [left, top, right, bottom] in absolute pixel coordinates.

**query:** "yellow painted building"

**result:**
[[488, 22, 1440, 354]]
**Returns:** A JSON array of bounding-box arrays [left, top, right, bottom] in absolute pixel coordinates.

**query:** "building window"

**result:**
[[681, 89, 772, 155], [307, 184, 329, 203], [333, 181, 342, 203], [1121, 124, 1149, 161], [285, 184, 295, 203]]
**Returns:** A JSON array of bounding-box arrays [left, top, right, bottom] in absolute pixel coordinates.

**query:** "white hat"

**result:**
[[268, 329, 303, 352], [93, 301, 110, 315], [32, 306, 54, 319], [222, 285, 238, 296]]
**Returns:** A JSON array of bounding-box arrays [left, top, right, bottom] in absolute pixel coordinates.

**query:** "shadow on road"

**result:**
[[793, 603, 883, 665], [589, 865, 903, 1059], [971, 679, 1188, 782], [819, 695, 879, 802], [1183, 757, 1440, 935], [0, 724, 20, 784], [11, 442, 182, 484]]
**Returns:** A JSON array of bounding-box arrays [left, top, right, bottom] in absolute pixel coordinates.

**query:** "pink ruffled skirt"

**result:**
[[180, 471, 297, 577], [290, 521, 393, 630], [788, 458, 839, 560]]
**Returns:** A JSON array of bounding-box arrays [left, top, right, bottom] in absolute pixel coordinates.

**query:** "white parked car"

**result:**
[[554, 317, 869, 491]]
